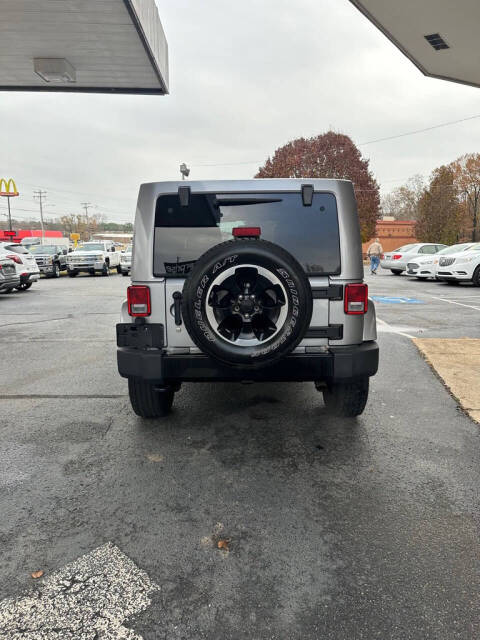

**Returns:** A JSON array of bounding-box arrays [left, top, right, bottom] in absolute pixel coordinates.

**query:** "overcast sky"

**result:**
[[1, 0, 480, 225]]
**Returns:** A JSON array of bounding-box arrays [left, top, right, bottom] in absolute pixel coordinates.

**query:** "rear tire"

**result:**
[[53, 263, 60, 278], [15, 282, 32, 291], [322, 378, 369, 417], [116, 265, 122, 274], [102, 261, 110, 276], [122, 271, 129, 277], [128, 378, 174, 418], [391, 269, 402, 275], [68, 270, 78, 278]]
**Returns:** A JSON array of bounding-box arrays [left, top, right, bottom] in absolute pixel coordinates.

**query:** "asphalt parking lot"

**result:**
[[1, 269, 480, 639]]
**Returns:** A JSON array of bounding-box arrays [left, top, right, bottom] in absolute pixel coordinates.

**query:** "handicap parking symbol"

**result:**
[[371, 295, 425, 304]]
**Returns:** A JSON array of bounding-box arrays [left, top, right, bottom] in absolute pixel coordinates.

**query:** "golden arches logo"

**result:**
[[0, 178, 19, 197]]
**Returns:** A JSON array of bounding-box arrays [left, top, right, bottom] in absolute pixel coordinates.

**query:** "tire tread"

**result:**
[[128, 377, 173, 418]]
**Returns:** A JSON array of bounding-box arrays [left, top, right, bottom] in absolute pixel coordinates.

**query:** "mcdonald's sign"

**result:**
[[0, 178, 19, 197]]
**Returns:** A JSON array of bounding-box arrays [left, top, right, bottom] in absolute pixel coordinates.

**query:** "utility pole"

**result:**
[[81, 202, 95, 240], [33, 189, 47, 243], [81, 202, 94, 220]]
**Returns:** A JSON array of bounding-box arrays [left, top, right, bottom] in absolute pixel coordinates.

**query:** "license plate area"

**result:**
[[117, 323, 164, 349]]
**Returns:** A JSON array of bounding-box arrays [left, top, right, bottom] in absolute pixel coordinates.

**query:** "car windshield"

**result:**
[[394, 244, 419, 252], [30, 245, 58, 254], [439, 243, 472, 255], [124, 244, 132, 253], [464, 243, 480, 252], [77, 243, 103, 251]]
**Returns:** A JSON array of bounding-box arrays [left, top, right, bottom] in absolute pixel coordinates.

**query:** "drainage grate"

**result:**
[[424, 33, 449, 51]]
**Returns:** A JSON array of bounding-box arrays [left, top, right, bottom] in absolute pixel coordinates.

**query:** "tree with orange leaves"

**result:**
[[255, 131, 380, 241], [449, 153, 480, 241], [415, 166, 461, 245]]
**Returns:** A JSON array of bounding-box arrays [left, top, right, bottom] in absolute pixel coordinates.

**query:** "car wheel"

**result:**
[[322, 377, 369, 417], [128, 378, 174, 418], [53, 263, 60, 278], [102, 261, 110, 276], [391, 269, 402, 275], [472, 266, 480, 286], [15, 282, 32, 291], [116, 264, 122, 274], [68, 270, 78, 278], [181, 238, 313, 369], [122, 271, 129, 277]]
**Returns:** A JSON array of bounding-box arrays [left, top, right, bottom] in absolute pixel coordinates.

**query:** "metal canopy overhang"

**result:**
[[350, 0, 480, 89], [0, 0, 168, 94]]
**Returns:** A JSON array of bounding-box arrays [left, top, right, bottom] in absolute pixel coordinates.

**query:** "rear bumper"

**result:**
[[117, 341, 379, 384], [20, 272, 39, 284], [380, 260, 406, 271], [0, 275, 20, 290]]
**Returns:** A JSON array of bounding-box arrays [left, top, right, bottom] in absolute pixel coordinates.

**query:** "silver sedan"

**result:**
[[380, 243, 446, 275]]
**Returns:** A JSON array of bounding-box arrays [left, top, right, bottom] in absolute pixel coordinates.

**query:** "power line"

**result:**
[[190, 113, 480, 168], [358, 114, 480, 146]]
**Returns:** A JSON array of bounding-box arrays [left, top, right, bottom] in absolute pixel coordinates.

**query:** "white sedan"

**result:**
[[405, 243, 476, 280], [436, 242, 480, 285], [380, 243, 446, 275]]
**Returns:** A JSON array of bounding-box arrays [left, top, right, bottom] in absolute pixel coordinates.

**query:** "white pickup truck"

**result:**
[[66, 240, 121, 277]]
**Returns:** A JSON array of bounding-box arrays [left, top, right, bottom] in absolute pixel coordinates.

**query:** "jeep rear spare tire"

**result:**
[[181, 239, 312, 368]]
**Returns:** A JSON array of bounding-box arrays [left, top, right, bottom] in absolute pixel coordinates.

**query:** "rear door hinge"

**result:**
[[311, 284, 343, 300]]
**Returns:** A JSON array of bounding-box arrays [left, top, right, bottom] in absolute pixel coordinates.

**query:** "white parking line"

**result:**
[[0, 542, 159, 639], [429, 296, 480, 312], [376, 318, 415, 339]]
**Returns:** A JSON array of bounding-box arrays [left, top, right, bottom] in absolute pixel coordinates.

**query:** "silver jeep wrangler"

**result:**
[[117, 179, 378, 418]]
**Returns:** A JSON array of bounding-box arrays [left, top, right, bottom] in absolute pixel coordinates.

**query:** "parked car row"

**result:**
[[0, 239, 133, 294], [380, 242, 480, 285]]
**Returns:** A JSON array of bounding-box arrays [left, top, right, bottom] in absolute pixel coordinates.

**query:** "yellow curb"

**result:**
[[413, 338, 480, 424]]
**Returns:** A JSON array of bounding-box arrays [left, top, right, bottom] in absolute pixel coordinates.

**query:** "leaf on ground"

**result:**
[[146, 454, 164, 463], [217, 539, 230, 551], [31, 570, 44, 579]]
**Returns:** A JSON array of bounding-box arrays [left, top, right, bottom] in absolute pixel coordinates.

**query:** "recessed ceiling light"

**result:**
[[34, 58, 76, 83]]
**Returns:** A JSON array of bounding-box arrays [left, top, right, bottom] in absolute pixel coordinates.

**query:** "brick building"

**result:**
[[363, 218, 417, 256]]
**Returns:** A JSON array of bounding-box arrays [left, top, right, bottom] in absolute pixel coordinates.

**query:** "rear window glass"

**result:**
[[153, 192, 341, 277], [5, 244, 30, 254], [394, 244, 418, 252]]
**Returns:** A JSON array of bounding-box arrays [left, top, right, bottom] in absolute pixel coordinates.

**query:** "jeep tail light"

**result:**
[[345, 284, 368, 315], [232, 227, 261, 238], [392, 254, 402, 260], [6, 253, 22, 264], [127, 285, 151, 317]]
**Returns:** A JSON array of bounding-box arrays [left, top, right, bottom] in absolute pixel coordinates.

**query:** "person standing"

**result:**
[[367, 237, 383, 274]]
